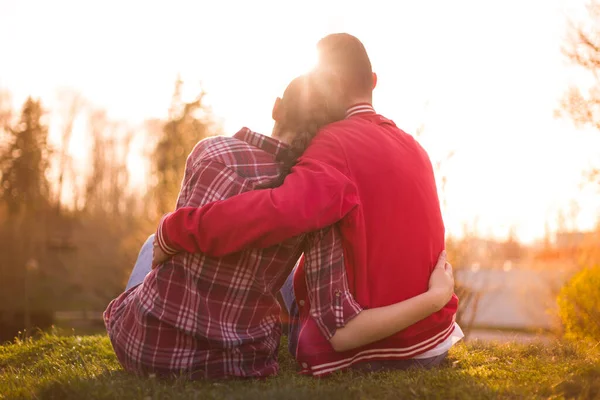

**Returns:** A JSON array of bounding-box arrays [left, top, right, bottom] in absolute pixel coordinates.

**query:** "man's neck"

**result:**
[[343, 95, 373, 115], [345, 102, 375, 119], [344, 95, 372, 108]]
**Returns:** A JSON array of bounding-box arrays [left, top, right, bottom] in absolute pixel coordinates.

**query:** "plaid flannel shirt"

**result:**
[[104, 129, 318, 379]]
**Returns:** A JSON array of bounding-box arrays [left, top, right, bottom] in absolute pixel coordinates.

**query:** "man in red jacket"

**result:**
[[154, 33, 462, 375]]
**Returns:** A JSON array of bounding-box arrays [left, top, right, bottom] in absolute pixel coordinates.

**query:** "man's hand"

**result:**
[[152, 238, 172, 269]]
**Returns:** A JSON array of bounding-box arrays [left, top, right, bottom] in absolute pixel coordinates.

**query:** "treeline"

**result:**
[[0, 79, 219, 338]]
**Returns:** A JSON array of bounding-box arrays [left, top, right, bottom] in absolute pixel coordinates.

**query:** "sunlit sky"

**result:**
[[1, 0, 599, 243]]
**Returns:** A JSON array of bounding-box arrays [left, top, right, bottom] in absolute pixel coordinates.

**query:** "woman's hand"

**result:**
[[427, 251, 454, 310], [329, 250, 456, 352]]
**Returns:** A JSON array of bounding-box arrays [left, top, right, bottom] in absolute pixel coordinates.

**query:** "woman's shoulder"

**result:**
[[194, 134, 239, 152], [188, 135, 252, 165]]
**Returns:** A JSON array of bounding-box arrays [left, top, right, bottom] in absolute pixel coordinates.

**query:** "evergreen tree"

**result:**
[[0, 97, 51, 214]]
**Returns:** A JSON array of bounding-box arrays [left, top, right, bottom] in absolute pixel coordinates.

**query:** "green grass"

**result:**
[[1, 333, 599, 400]]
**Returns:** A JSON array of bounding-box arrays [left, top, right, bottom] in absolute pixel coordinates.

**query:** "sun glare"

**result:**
[[281, 47, 318, 80], [1, 0, 598, 243]]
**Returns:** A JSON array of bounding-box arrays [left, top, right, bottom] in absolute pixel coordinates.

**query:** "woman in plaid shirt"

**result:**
[[105, 74, 454, 379]]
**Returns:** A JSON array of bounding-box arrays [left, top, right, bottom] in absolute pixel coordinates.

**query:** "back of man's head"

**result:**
[[316, 33, 373, 102]]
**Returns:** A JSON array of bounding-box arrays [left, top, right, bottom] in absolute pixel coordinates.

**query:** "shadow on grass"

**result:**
[[31, 360, 503, 400]]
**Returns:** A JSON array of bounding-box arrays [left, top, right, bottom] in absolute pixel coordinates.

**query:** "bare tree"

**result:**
[[559, 0, 600, 183], [84, 110, 108, 214], [83, 110, 135, 217], [54, 90, 86, 213], [560, 2, 600, 129]]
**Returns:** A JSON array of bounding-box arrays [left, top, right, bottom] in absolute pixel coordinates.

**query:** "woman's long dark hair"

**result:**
[[256, 73, 344, 189]]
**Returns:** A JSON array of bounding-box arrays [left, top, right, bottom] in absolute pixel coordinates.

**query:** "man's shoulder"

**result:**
[[316, 114, 408, 144], [310, 118, 372, 149], [322, 114, 399, 132], [316, 117, 374, 141], [319, 119, 357, 134]]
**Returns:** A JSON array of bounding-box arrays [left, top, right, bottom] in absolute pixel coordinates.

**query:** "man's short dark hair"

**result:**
[[316, 33, 373, 98]]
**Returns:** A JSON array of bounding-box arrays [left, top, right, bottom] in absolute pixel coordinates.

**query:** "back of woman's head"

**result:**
[[257, 73, 344, 189]]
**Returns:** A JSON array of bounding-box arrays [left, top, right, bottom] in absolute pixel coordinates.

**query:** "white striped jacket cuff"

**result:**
[[156, 212, 179, 255]]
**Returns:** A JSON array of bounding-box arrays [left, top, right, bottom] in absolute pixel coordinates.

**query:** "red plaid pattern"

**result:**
[[104, 129, 306, 379], [301, 226, 363, 340]]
